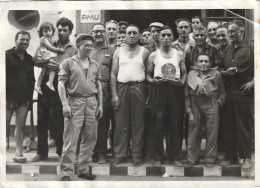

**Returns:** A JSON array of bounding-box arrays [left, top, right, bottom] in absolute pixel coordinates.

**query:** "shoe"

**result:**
[[98, 154, 107, 164], [31, 155, 48, 162], [110, 157, 127, 166], [46, 82, 55, 92], [242, 159, 253, 170], [60, 176, 70, 181], [172, 160, 183, 167], [133, 158, 143, 166], [186, 161, 199, 167], [153, 161, 162, 167], [219, 160, 231, 166], [35, 86, 43, 95], [78, 173, 96, 180], [13, 155, 27, 163], [205, 163, 215, 168]]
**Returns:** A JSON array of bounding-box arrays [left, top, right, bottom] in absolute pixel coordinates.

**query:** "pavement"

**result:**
[[5, 137, 255, 180]]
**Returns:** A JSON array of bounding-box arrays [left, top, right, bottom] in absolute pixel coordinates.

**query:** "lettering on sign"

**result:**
[[81, 10, 100, 23]]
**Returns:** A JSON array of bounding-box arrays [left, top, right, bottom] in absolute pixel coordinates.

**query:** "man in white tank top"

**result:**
[[110, 24, 150, 166], [146, 25, 187, 167]]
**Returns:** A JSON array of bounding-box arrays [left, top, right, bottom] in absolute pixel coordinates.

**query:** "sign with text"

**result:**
[[81, 10, 100, 23]]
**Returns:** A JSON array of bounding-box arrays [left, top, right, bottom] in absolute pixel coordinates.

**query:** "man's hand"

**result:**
[[240, 80, 254, 94], [188, 112, 196, 127], [221, 67, 237, 77], [152, 76, 166, 84], [111, 95, 120, 109], [59, 48, 65, 53], [63, 104, 73, 118], [166, 77, 184, 86], [96, 105, 103, 119]]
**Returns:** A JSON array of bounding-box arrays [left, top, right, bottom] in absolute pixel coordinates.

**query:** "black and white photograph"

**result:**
[[0, 0, 259, 187]]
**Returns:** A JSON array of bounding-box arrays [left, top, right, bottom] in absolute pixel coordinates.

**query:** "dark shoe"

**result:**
[[110, 157, 127, 166], [172, 160, 183, 167], [78, 173, 96, 180], [31, 155, 48, 162], [60, 176, 70, 181], [133, 158, 142, 166], [186, 161, 199, 167], [98, 154, 107, 164]]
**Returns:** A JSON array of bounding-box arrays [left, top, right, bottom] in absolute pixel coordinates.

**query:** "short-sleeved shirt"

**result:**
[[58, 55, 102, 96], [220, 39, 254, 91], [185, 43, 221, 73], [90, 45, 115, 82]]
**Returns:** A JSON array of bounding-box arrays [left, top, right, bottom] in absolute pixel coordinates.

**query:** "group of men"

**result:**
[[6, 16, 254, 181]]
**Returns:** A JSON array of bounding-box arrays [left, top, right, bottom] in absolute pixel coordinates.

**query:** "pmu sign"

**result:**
[[81, 10, 100, 23]]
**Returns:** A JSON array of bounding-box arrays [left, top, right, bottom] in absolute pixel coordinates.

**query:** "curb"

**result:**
[[6, 164, 255, 177]]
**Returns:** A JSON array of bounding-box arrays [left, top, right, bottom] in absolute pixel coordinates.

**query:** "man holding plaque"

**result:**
[[147, 25, 187, 166]]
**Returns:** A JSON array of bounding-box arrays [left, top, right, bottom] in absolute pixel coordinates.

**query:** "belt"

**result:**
[[118, 81, 144, 85], [68, 93, 93, 98]]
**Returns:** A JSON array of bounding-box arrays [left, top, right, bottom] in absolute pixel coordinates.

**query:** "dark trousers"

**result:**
[[143, 83, 153, 159], [113, 82, 146, 159], [37, 75, 64, 156], [220, 89, 254, 161], [94, 82, 112, 155], [149, 83, 185, 162]]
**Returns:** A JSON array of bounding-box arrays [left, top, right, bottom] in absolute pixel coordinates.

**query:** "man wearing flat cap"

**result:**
[[149, 22, 164, 50], [58, 33, 103, 181], [119, 21, 128, 33]]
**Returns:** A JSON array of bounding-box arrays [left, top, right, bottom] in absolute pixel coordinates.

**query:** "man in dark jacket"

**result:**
[[6, 31, 35, 163]]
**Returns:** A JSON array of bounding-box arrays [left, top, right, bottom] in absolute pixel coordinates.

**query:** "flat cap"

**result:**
[[76, 33, 94, 44], [149, 22, 164, 28]]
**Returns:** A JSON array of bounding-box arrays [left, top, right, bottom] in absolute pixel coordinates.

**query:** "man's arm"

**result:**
[[58, 79, 73, 118], [110, 49, 120, 109], [96, 79, 103, 119], [217, 73, 226, 106]]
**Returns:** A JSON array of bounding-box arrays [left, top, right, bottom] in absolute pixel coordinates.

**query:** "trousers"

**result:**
[[187, 96, 219, 163], [113, 82, 146, 159], [37, 75, 64, 156], [149, 83, 185, 162], [94, 82, 112, 155], [220, 89, 254, 161], [61, 96, 98, 176]]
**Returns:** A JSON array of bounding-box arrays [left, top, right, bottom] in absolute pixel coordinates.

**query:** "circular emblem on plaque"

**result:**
[[161, 63, 176, 79]]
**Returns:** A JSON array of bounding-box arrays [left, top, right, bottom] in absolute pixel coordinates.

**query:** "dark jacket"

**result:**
[[6, 47, 35, 102]]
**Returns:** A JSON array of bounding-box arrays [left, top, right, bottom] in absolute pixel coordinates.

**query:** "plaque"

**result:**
[[161, 63, 176, 79]]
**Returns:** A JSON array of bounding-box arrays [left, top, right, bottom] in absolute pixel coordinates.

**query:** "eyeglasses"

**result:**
[[92, 30, 105, 34]]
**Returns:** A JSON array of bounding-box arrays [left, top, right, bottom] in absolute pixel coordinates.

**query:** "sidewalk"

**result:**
[[6, 137, 255, 178]]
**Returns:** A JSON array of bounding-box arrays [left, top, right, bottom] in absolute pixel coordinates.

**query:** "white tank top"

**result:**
[[117, 46, 145, 83], [154, 48, 181, 79]]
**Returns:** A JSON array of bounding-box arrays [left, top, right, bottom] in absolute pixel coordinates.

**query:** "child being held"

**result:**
[[34, 22, 65, 94], [185, 54, 226, 168]]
